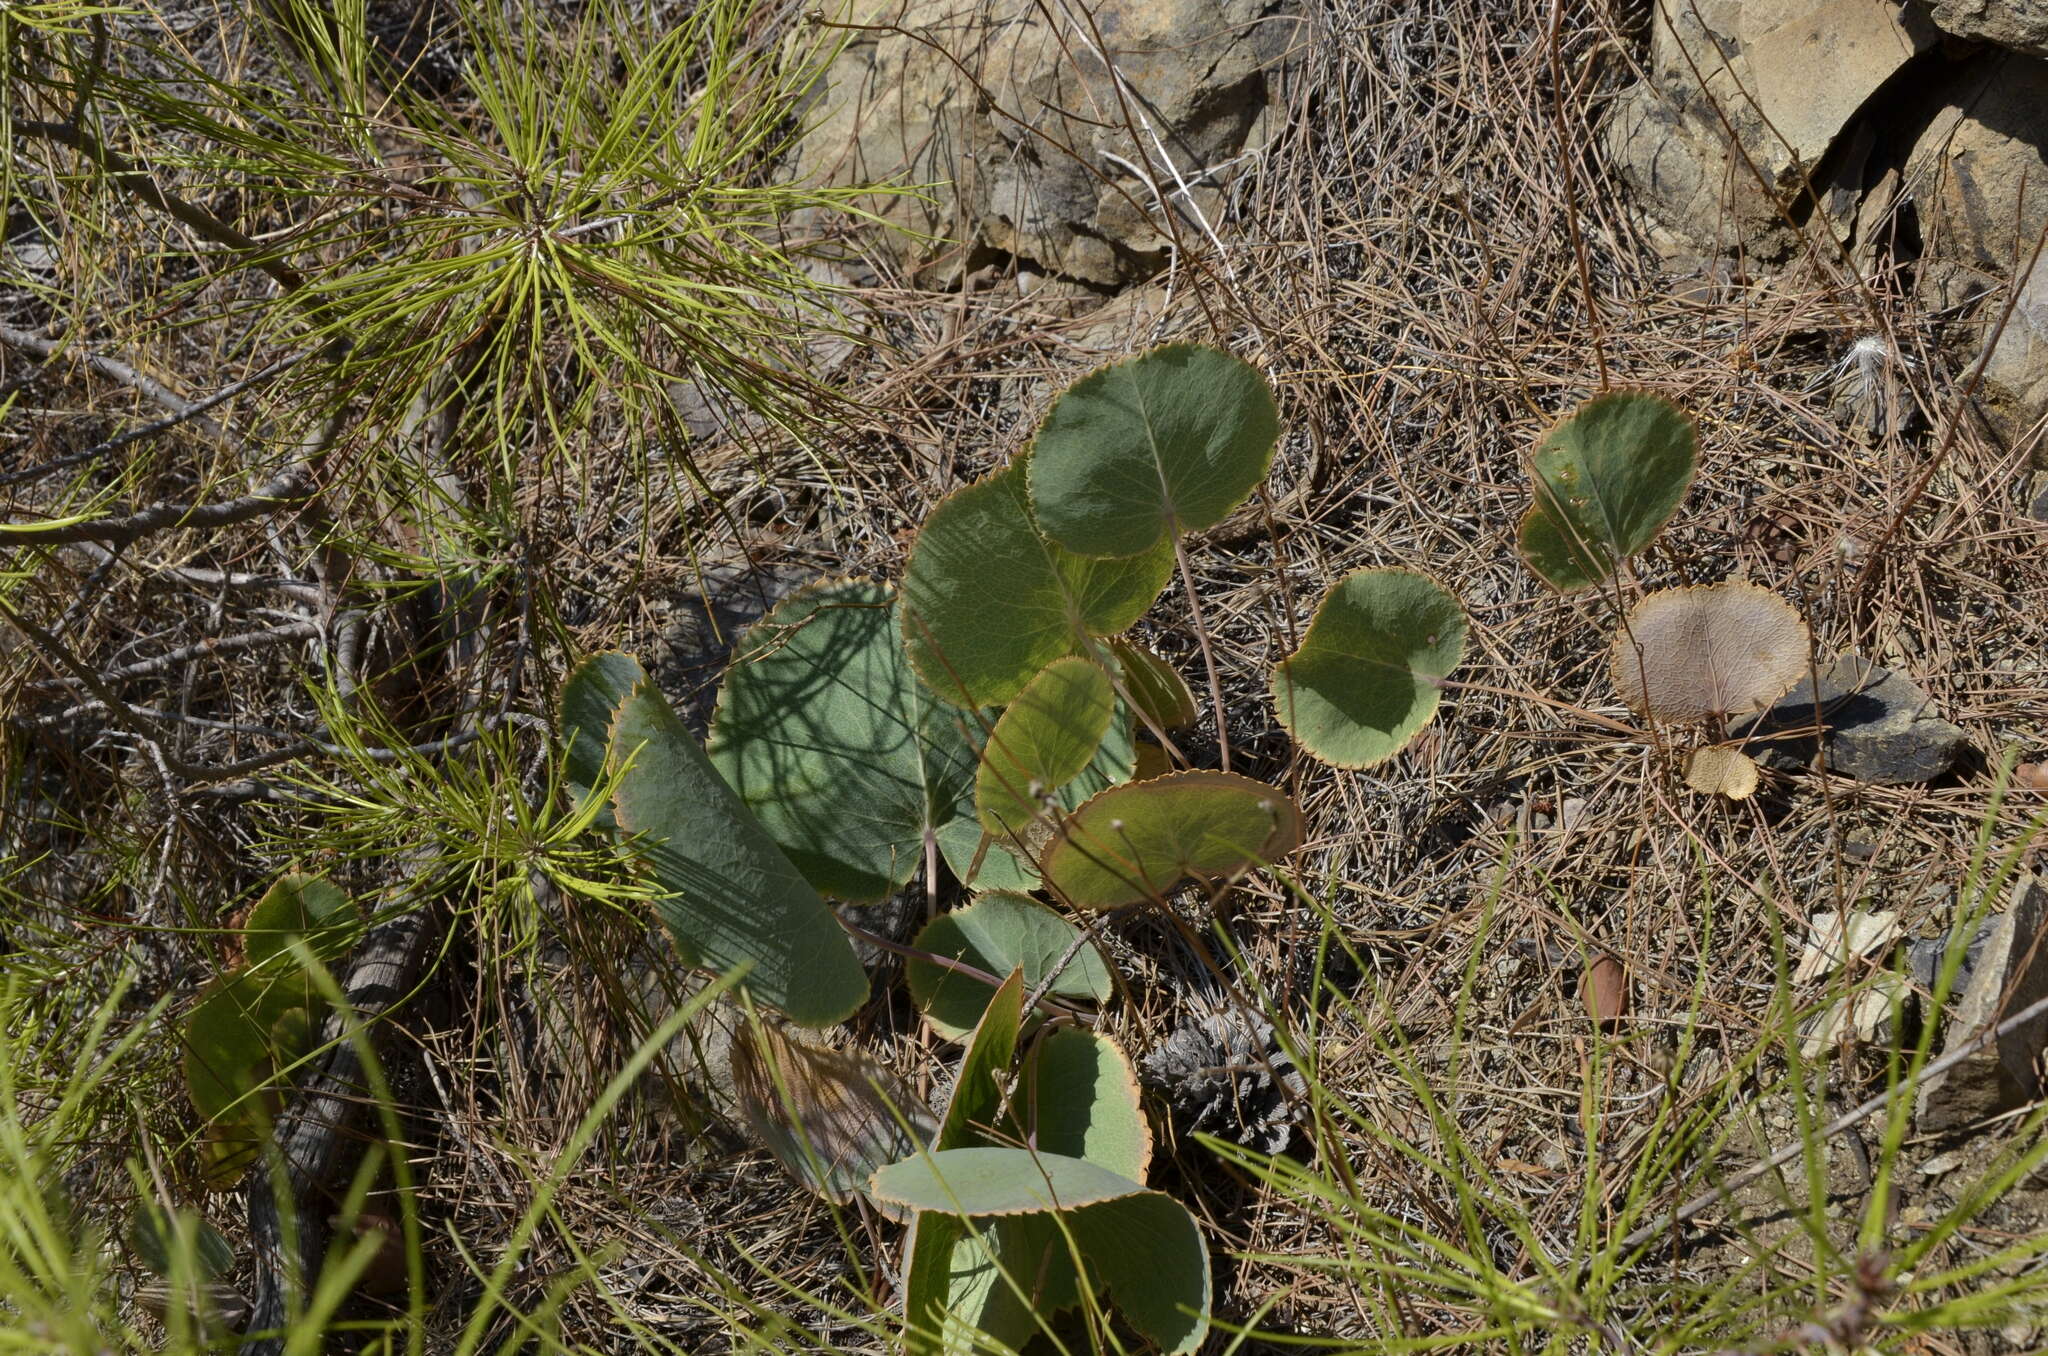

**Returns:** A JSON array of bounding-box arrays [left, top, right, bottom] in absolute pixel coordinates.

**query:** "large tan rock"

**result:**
[[1602, 0, 1934, 258], [1927, 0, 2048, 58], [788, 0, 1300, 285], [1739, 0, 1936, 168], [1908, 57, 2048, 270], [1982, 254, 2048, 456], [1908, 55, 2048, 460]]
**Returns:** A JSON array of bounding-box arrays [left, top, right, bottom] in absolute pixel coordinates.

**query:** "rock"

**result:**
[[1981, 252, 2048, 463], [1797, 909, 1907, 1055], [788, 0, 1300, 286], [1926, 0, 2048, 58], [1916, 872, 2048, 1135], [1902, 53, 2048, 461], [1908, 921, 1993, 991], [1738, 0, 1936, 168], [1603, 3, 2048, 449], [1795, 909, 1902, 985], [1907, 55, 2048, 273], [1739, 654, 1972, 784], [1602, 0, 1935, 258], [2029, 472, 2048, 521]]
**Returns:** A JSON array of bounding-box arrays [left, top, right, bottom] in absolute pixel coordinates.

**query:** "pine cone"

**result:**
[[1140, 1003, 1305, 1154]]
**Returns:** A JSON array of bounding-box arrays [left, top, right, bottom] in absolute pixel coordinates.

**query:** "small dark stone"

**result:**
[[2028, 477, 2048, 524], [1907, 924, 1991, 992], [1736, 654, 1971, 785], [1917, 873, 2048, 1134]]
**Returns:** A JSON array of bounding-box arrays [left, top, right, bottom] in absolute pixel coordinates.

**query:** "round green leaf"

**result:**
[[902, 467, 1172, 708], [1517, 390, 1697, 592], [902, 1212, 1074, 1356], [1063, 1191, 1211, 1354], [710, 579, 978, 902], [908, 892, 1111, 1039], [1272, 568, 1467, 770], [1108, 638, 1198, 731], [934, 817, 1040, 891], [902, 1211, 1021, 1356], [608, 667, 868, 1027], [242, 874, 358, 970], [872, 1146, 1147, 1216], [1041, 771, 1301, 910], [1020, 1029, 1150, 1180], [182, 967, 312, 1127], [1028, 343, 1280, 558], [976, 657, 1116, 837]]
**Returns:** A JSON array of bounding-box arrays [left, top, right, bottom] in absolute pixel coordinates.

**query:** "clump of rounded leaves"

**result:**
[[1273, 568, 1466, 768], [882, 975, 1206, 1355], [711, 579, 977, 902], [1609, 581, 1808, 722], [906, 890, 1112, 1039], [1518, 390, 1697, 592], [1029, 343, 1280, 558], [1042, 770, 1301, 910], [901, 466, 1171, 708], [560, 650, 868, 1027]]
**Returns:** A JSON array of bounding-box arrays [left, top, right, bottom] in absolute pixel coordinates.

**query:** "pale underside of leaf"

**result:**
[[730, 1019, 934, 1216], [975, 656, 1116, 838], [1609, 581, 1808, 722], [1685, 745, 1760, 799]]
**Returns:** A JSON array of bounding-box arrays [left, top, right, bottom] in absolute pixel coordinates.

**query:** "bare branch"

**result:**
[[0, 347, 318, 491], [26, 620, 322, 690], [14, 119, 308, 294], [2, 470, 313, 546]]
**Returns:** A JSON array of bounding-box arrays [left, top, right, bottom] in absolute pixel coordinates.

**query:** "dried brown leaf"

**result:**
[[1685, 745, 1760, 799], [1610, 582, 1808, 722]]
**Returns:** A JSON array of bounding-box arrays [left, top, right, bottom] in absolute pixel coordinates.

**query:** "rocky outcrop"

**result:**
[[1602, 0, 1937, 259], [1928, 0, 2048, 58], [788, 0, 1301, 286], [1601, 1, 2048, 461]]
